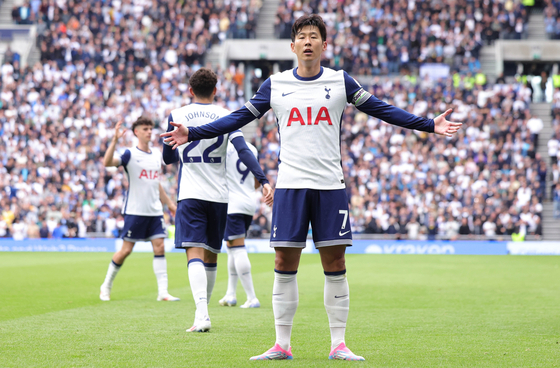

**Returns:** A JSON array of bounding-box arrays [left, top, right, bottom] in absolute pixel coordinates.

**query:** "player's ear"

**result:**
[[322, 40, 327, 51], [290, 42, 296, 54]]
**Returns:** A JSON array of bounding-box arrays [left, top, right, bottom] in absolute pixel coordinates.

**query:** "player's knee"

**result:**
[[324, 256, 345, 272]]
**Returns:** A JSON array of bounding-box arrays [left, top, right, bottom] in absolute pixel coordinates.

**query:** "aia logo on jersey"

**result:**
[[139, 170, 159, 180], [287, 107, 332, 126]]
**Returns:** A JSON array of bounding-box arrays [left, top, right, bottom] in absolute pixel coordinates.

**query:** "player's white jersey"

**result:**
[[170, 103, 243, 203], [226, 142, 259, 215], [117, 147, 163, 216], [267, 67, 347, 190]]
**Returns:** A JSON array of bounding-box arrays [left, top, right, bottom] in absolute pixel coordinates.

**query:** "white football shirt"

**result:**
[[117, 147, 163, 216], [170, 103, 243, 203], [247, 67, 348, 190], [226, 142, 259, 215]]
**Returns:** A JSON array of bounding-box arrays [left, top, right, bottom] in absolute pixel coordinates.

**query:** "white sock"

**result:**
[[231, 246, 257, 301], [205, 262, 217, 304], [102, 260, 122, 289], [273, 271, 298, 351], [188, 259, 208, 319], [324, 272, 349, 349], [225, 247, 238, 297], [153, 255, 168, 296]]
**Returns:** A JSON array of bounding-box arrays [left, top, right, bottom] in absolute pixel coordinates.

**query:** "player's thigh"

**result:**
[[309, 189, 353, 247], [205, 201, 228, 253], [224, 213, 253, 242], [175, 199, 209, 248], [270, 189, 310, 248]]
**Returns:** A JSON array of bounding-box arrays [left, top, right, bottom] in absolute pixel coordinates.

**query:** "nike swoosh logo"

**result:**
[[282, 92, 295, 97], [334, 294, 348, 298], [339, 230, 350, 236]]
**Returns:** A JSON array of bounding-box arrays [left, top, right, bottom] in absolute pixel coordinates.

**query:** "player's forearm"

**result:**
[[357, 96, 434, 132], [188, 107, 256, 141], [103, 139, 118, 167], [162, 142, 179, 164], [159, 183, 174, 207], [231, 137, 269, 185]]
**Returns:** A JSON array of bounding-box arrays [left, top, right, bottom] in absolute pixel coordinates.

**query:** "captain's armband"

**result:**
[[351, 88, 372, 107]]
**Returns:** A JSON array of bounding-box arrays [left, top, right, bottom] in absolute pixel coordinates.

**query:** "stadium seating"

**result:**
[[0, 0, 550, 240], [275, 0, 529, 75]]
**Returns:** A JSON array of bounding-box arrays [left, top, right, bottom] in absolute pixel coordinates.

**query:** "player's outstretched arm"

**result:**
[[103, 121, 125, 167], [159, 183, 176, 217], [433, 109, 462, 137]]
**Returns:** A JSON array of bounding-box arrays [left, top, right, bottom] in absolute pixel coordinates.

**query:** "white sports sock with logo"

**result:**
[[231, 246, 256, 301], [225, 247, 238, 297], [324, 272, 349, 349], [102, 260, 121, 289], [205, 262, 217, 304], [273, 271, 298, 351], [153, 255, 168, 296], [188, 259, 208, 319]]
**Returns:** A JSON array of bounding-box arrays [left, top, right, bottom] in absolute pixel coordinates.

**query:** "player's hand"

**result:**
[[169, 203, 177, 217], [262, 183, 274, 207], [160, 121, 189, 149], [434, 109, 462, 137], [113, 121, 125, 142]]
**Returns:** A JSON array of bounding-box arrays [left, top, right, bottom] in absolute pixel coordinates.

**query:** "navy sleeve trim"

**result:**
[[356, 95, 434, 133], [121, 149, 131, 167], [162, 113, 179, 164], [231, 136, 269, 185], [189, 107, 257, 141]]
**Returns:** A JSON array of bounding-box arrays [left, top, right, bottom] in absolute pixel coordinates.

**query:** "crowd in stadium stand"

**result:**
[[544, 0, 560, 39], [276, 0, 529, 75], [0, 0, 553, 240]]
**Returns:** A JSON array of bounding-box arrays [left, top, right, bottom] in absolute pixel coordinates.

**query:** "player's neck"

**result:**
[[296, 61, 321, 79], [193, 95, 215, 104], [137, 141, 151, 153]]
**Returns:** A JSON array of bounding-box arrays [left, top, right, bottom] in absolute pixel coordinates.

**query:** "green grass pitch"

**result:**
[[1, 252, 559, 367]]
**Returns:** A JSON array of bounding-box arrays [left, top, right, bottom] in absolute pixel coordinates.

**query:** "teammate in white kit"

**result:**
[[162, 15, 462, 360], [100, 117, 179, 302], [161, 68, 273, 333], [218, 142, 262, 309]]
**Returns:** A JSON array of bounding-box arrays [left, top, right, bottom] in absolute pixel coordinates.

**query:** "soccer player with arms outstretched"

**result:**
[[162, 15, 462, 360], [161, 68, 273, 332], [100, 117, 179, 302], [218, 141, 262, 309]]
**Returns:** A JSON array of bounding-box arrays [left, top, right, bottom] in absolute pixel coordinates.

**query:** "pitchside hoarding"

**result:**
[[2, 239, 560, 255]]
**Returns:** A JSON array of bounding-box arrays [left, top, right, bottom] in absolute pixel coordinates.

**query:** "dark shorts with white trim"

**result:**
[[174, 198, 228, 254], [120, 215, 166, 242], [224, 213, 253, 241], [269, 188, 353, 248]]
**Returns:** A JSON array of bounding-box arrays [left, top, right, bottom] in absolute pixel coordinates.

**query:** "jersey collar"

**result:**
[[293, 67, 323, 81]]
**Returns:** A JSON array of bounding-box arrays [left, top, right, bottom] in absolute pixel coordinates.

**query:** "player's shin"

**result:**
[[226, 247, 238, 297], [102, 260, 122, 289], [232, 246, 257, 300], [324, 271, 349, 349], [188, 259, 209, 318], [204, 262, 217, 304], [273, 271, 299, 351], [153, 255, 168, 295]]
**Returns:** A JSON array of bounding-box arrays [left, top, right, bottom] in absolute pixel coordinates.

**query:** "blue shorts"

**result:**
[[120, 215, 166, 242], [175, 199, 228, 254], [224, 214, 253, 241], [270, 189, 352, 248]]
